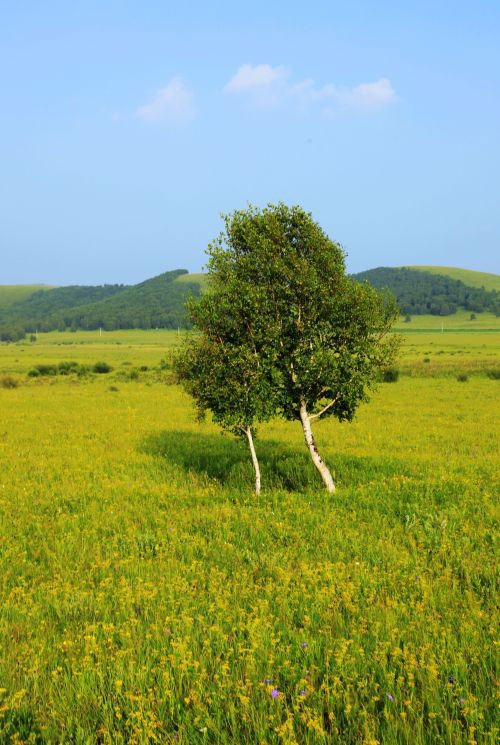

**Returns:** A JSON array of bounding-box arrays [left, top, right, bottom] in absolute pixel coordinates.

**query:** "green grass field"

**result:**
[[0, 329, 498, 744], [0, 285, 57, 311], [174, 273, 211, 292], [405, 267, 500, 292], [395, 310, 500, 331]]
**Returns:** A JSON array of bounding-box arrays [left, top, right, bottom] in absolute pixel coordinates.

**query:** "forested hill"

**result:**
[[53, 269, 201, 331], [2, 284, 128, 327], [1, 265, 499, 341], [0, 270, 201, 340], [351, 267, 500, 316]]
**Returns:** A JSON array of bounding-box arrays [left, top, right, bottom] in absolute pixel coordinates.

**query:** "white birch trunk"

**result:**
[[245, 427, 261, 496], [299, 400, 336, 493]]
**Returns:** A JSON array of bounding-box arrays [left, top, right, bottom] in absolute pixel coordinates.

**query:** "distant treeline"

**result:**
[[1, 265, 499, 342], [0, 270, 201, 341], [352, 267, 500, 317]]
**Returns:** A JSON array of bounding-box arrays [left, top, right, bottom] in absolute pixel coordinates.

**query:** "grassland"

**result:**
[[394, 310, 500, 331], [0, 328, 498, 744], [405, 267, 500, 292], [0, 285, 56, 311], [174, 273, 211, 292]]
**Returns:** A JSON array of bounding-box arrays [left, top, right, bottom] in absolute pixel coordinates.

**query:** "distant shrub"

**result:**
[[122, 361, 132, 366], [34, 364, 57, 376], [58, 361, 79, 375], [30, 334, 37, 342], [470, 313, 476, 320], [77, 365, 90, 377], [93, 361, 112, 374], [382, 367, 399, 383], [159, 358, 170, 370], [27, 368, 40, 378], [486, 368, 500, 380], [457, 373, 468, 382], [108, 385, 119, 392], [423, 357, 431, 363], [140, 365, 148, 371], [128, 369, 139, 380], [404, 314, 411, 323], [1, 375, 19, 389]]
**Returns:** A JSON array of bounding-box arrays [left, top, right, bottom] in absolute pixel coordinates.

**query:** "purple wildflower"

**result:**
[[301, 642, 308, 648], [299, 690, 307, 696], [271, 689, 279, 698], [386, 693, 394, 702], [448, 676, 455, 684], [264, 679, 272, 684]]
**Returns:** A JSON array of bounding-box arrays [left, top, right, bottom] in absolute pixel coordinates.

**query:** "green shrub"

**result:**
[[128, 369, 139, 380], [382, 367, 399, 383], [77, 365, 90, 377], [108, 385, 119, 392], [486, 368, 500, 380], [1, 375, 19, 389], [457, 373, 468, 382], [27, 368, 40, 378], [140, 365, 149, 371], [58, 361, 79, 375], [93, 361, 112, 374], [35, 364, 57, 376]]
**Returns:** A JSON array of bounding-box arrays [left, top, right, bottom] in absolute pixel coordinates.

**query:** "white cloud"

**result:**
[[136, 78, 195, 124], [345, 78, 398, 109], [224, 63, 288, 92], [224, 64, 398, 115]]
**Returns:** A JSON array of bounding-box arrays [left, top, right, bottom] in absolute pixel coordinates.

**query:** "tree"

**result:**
[[205, 203, 400, 492], [174, 291, 278, 496]]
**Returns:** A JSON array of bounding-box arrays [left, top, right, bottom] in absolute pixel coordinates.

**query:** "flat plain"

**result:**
[[0, 323, 498, 744]]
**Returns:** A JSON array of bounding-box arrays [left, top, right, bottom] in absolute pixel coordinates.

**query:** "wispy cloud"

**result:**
[[136, 78, 195, 124], [224, 64, 398, 115], [224, 63, 288, 92]]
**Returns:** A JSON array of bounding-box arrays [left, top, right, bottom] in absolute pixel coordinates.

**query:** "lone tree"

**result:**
[[174, 285, 278, 495], [176, 203, 399, 493]]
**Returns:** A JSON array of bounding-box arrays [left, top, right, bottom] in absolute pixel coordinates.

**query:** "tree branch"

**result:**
[[309, 394, 339, 420]]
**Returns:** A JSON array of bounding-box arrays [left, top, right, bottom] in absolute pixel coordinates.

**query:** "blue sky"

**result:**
[[1, 1, 499, 284]]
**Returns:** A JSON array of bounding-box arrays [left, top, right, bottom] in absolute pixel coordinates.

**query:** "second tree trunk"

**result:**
[[299, 401, 336, 492]]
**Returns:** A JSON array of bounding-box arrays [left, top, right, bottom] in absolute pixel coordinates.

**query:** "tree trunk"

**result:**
[[245, 427, 261, 496], [299, 400, 336, 492]]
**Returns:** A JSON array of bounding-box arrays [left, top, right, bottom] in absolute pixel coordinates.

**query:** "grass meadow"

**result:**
[[0, 328, 498, 744]]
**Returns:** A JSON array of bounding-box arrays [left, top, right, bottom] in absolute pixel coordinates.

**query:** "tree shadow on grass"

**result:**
[[141, 430, 410, 492]]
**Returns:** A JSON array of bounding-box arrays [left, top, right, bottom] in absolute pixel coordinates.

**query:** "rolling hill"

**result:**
[[351, 267, 499, 317], [0, 285, 57, 311], [0, 270, 202, 340], [405, 266, 500, 292], [173, 272, 211, 292], [1, 265, 498, 341], [1, 283, 128, 328]]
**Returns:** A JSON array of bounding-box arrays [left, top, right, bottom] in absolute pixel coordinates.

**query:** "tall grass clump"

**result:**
[[0, 374, 19, 388], [92, 361, 113, 374], [382, 366, 399, 382]]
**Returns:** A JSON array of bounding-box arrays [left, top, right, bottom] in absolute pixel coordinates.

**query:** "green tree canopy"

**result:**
[[177, 203, 399, 493]]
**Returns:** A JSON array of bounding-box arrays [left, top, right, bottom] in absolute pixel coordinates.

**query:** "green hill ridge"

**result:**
[[352, 267, 499, 317], [0, 285, 57, 311], [405, 266, 500, 292], [1, 265, 498, 341]]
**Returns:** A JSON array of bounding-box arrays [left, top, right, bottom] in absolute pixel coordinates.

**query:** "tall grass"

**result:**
[[0, 334, 497, 743]]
